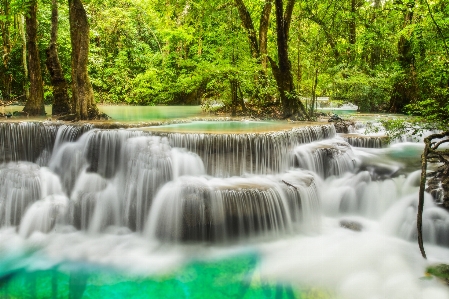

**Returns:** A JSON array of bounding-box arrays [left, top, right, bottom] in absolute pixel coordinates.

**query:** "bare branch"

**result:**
[[431, 138, 449, 151]]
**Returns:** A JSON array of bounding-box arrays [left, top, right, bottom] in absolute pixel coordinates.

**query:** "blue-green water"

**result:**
[[99, 106, 204, 122], [144, 121, 299, 133], [1, 105, 204, 122], [0, 253, 327, 299]]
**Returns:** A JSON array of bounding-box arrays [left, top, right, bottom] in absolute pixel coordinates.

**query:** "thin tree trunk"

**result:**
[[231, 79, 238, 117], [23, 0, 45, 116], [423, 0, 449, 58], [234, 0, 259, 59], [308, 15, 340, 62], [69, 0, 99, 120], [1, 0, 12, 102], [259, 1, 272, 71], [238, 84, 246, 113], [368, 0, 381, 68], [310, 69, 318, 115], [417, 139, 429, 259], [20, 15, 30, 102], [349, 0, 356, 45], [46, 0, 71, 116]]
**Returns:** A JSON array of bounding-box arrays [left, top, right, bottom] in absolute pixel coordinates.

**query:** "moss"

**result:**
[[426, 264, 449, 285]]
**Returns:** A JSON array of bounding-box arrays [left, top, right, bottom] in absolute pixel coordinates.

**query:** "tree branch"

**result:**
[[284, 0, 295, 39], [417, 130, 449, 259], [417, 138, 429, 259], [234, 0, 259, 58], [259, 0, 272, 68], [423, 0, 449, 59]]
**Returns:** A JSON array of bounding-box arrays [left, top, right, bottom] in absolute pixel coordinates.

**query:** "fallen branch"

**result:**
[[418, 131, 449, 259], [282, 180, 297, 190]]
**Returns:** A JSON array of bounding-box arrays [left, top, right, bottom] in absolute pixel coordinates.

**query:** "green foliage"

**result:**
[[365, 116, 441, 144], [330, 66, 394, 112], [426, 264, 449, 283], [0, 0, 448, 122]]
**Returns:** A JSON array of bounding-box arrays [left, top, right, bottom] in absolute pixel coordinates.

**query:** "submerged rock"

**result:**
[[339, 220, 363, 232]]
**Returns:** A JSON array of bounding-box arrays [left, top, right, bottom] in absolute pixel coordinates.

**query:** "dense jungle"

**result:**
[[0, 0, 448, 123]]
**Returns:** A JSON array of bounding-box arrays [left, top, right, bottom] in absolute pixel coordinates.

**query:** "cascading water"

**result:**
[[1, 120, 449, 299]]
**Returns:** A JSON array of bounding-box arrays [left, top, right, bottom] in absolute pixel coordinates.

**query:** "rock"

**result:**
[[97, 112, 111, 120], [426, 264, 449, 285], [328, 114, 342, 122], [427, 165, 449, 210], [331, 119, 355, 134], [12, 111, 29, 117], [58, 114, 77, 121], [340, 220, 363, 231]]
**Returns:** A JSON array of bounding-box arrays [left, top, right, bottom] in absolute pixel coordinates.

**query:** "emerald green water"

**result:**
[[0, 253, 329, 299]]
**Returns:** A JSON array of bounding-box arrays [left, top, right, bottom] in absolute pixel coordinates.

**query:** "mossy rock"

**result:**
[[426, 264, 449, 285]]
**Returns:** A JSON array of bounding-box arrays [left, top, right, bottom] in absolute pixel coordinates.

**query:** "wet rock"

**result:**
[[58, 114, 77, 121], [12, 111, 29, 117], [331, 119, 355, 134], [427, 264, 449, 285], [328, 114, 342, 122], [97, 112, 111, 120], [340, 220, 363, 231], [427, 166, 449, 210]]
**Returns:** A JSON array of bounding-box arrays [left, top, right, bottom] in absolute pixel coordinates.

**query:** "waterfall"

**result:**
[[146, 171, 320, 242], [161, 125, 336, 177], [293, 138, 357, 178], [342, 135, 384, 148], [0, 123, 331, 239], [0, 122, 447, 246], [1, 120, 449, 299]]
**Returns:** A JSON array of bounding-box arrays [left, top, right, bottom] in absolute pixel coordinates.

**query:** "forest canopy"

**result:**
[[0, 0, 448, 121]]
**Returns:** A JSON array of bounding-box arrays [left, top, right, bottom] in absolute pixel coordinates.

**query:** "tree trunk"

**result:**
[[368, 0, 381, 68], [1, 0, 12, 102], [310, 69, 318, 115], [230, 79, 238, 117], [349, 0, 356, 45], [23, 0, 45, 116], [417, 139, 429, 259], [46, 0, 71, 116], [234, 0, 259, 59], [259, 1, 272, 71], [69, 0, 99, 120], [269, 0, 308, 119], [20, 15, 30, 102]]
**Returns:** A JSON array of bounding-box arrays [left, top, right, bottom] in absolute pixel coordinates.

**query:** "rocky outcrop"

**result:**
[[328, 116, 355, 134]]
